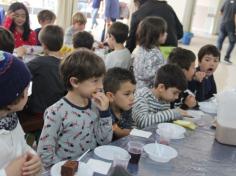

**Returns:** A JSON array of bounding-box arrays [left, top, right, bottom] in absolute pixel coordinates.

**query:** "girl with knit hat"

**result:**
[[0, 51, 41, 176]]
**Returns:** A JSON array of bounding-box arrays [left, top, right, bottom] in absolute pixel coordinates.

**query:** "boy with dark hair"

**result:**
[[73, 31, 94, 50], [0, 27, 14, 53], [0, 51, 41, 176], [35, 9, 56, 45], [37, 49, 112, 168], [104, 67, 136, 139], [132, 64, 188, 129], [26, 25, 66, 115], [168, 47, 198, 109], [189, 44, 220, 101], [105, 22, 131, 69]]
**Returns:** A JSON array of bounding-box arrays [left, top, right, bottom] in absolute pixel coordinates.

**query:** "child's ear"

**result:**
[[105, 92, 115, 102], [157, 83, 166, 92], [69, 77, 79, 88]]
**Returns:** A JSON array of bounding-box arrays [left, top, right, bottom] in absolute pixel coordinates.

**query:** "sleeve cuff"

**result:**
[[99, 110, 111, 118], [173, 109, 182, 120], [0, 169, 7, 176]]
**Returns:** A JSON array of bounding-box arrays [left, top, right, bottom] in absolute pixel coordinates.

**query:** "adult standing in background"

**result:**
[[105, 0, 120, 23], [101, 0, 119, 41], [90, 0, 103, 30], [216, 0, 236, 64], [126, 0, 183, 53]]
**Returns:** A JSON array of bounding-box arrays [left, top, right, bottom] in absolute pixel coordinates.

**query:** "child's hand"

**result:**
[[5, 155, 26, 176], [184, 95, 197, 108], [16, 46, 27, 58], [177, 108, 188, 117], [6, 10, 15, 19], [92, 92, 109, 111], [194, 71, 206, 82], [22, 152, 42, 176]]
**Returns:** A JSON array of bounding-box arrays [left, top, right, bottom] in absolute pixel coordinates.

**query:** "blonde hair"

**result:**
[[72, 12, 87, 25]]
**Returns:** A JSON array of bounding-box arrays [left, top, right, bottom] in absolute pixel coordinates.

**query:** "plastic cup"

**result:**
[[127, 141, 144, 164], [156, 128, 173, 145], [112, 154, 131, 169]]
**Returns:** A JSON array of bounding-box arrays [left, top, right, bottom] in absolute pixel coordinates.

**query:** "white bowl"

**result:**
[[157, 123, 186, 139], [143, 143, 178, 163]]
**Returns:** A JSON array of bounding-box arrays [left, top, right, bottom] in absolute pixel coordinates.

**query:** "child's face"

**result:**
[[156, 84, 181, 103], [13, 9, 27, 27], [109, 81, 136, 111], [183, 62, 196, 81], [106, 34, 115, 49], [74, 76, 104, 98], [199, 54, 219, 76], [73, 22, 85, 32], [40, 19, 55, 27], [158, 32, 167, 44]]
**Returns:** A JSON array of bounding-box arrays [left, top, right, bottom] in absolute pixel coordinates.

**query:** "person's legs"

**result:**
[[216, 24, 227, 51], [224, 25, 236, 63], [91, 8, 99, 29]]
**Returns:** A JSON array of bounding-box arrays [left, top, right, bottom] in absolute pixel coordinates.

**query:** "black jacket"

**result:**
[[26, 56, 66, 113], [126, 0, 183, 52]]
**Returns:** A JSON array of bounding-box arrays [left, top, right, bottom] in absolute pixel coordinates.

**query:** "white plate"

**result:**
[[50, 160, 93, 176], [94, 145, 130, 161], [157, 123, 186, 139], [143, 143, 178, 163]]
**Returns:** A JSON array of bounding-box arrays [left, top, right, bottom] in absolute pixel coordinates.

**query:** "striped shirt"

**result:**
[[132, 87, 182, 129]]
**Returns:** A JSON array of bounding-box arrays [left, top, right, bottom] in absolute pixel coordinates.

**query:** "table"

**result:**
[[43, 116, 236, 176]]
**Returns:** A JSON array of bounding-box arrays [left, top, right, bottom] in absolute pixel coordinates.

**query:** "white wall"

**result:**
[[167, 0, 196, 31]]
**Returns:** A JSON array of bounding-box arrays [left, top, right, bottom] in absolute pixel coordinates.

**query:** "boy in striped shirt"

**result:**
[[132, 64, 188, 129]]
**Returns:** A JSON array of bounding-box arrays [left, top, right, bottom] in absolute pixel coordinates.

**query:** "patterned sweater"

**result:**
[[37, 98, 113, 168], [132, 46, 165, 89], [132, 87, 182, 129]]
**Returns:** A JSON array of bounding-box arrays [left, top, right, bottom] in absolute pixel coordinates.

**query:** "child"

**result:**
[[64, 12, 87, 46], [0, 51, 41, 175], [104, 67, 136, 139], [0, 26, 14, 53], [73, 31, 94, 50], [105, 22, 131, 70], [189, 44, 220, 101], [25, 25, 66, 115], [132, 64, 188, 129], [3, 2, 37, 48], [132, 16, 166, 89], [35, 9, 56, 45], [168, 47, 198, 109], [37, 49, 113, 168]]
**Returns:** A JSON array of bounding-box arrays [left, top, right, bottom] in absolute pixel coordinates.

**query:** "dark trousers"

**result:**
[[217, 22, 236, 60]]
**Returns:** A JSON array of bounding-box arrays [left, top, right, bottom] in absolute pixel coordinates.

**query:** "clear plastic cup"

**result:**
[[156, 128, 173, 145], [112, 154, 131, 169], [127, 141, 144, 164]]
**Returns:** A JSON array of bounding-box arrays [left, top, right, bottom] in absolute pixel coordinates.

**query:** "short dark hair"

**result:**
[[136, 16, 167, 50], [37, 9, 56, 23], [39, 25, 64, 51], [198, 44, 221, 62], [154, 64, 187, 91], [0, 27, 14, 53], [73, 31, 94, 49], [108, 22, 129, 44], [60, 48, 106, 90], [168, 47, 196, 70], [104, 67, 136, 94]]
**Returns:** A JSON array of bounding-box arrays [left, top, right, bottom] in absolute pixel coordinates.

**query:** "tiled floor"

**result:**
[[179, 35, 236, 92]]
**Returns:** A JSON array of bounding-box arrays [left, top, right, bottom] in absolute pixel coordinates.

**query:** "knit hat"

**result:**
[[0, 51, 31, 107]]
